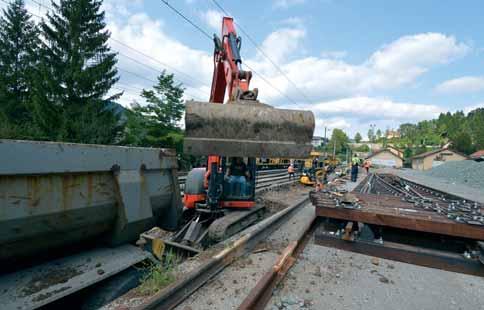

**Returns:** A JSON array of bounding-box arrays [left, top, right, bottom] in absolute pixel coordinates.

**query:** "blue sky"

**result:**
[[3, 0, 484, 139]]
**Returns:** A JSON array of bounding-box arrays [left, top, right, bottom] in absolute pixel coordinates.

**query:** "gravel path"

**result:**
[[268, 244, 484, 310]]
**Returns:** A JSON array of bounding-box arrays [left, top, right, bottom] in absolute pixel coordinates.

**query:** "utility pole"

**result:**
[[323, 127, 327, 157]]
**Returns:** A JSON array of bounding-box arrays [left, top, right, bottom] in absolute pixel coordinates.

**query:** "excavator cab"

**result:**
[[221, 157, 256, 204]]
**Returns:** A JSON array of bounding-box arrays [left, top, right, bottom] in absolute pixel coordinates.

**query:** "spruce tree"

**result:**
[[0, 0, 39, 127], [33, 0, 121, 144]]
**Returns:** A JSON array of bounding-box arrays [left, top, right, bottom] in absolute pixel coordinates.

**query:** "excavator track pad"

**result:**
[[208, 206, 267, 243], [184, 100, 315, 158]]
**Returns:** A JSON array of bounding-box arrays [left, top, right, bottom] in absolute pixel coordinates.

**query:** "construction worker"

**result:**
[[287, 164, 295, 180], [351, 154, 361, 182], [363, 159, 371, 174], [312, 157, 319, 169], [226, 157, 250, 195]]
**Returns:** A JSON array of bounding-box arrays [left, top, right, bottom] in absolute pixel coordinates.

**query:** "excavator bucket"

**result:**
[[184, 100, 315, 158]]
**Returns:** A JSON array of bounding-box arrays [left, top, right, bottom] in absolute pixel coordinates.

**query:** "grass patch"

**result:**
[[137, 251, 180, 295]]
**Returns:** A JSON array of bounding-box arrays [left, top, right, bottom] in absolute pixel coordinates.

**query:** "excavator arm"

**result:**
[[210, 17, 253, 103], [184, 16, 315, 159]]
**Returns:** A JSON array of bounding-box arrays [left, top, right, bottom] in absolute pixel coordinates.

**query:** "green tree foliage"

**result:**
[[467, 108, 484, 149], [354, 144, 370, 152], [354, 132, 362, 143], [0, 0, 39, 138], [403, 147, 413, 159], [367, 128, 375, 143], [33, 0, 121, 143], [327, 128, 349, 155], [376, 129, 382, 140], [122, 71, 184, 152], [453, 131, 475, 155]]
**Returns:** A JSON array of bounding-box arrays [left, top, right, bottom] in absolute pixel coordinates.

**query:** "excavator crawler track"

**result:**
[[208, 206, 268, 243]]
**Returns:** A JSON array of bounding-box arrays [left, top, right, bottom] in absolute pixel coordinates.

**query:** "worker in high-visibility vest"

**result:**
[[351, 154, 361, 182]]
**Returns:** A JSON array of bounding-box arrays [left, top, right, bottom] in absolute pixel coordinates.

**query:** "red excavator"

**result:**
[[168, 17, 315, 254]]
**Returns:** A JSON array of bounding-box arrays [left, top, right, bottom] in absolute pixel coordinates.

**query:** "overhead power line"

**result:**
[[0, 0, 43, 18], [242, 62, 300, 107], [210, 0, 314, 106], [160, 0, 213, 40], [159, 0, 303, 107], [14, 0, 210, 97], [109, 37, 208, 88]]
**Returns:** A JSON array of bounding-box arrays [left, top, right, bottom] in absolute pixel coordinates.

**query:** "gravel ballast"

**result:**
[[426, 160, 484, 190]]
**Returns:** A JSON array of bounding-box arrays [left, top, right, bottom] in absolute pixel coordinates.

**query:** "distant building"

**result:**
[[366, 149, 403, 168], [386, 130, 401, 139], [470, 150, 484, 162], [312, 136, 325, 147], [411, 148, 468, 171]]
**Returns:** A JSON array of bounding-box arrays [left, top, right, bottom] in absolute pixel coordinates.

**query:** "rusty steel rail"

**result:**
[[135, 195, 310, 310], [315, 232, 484, 277], [238, 214, 317, 310]]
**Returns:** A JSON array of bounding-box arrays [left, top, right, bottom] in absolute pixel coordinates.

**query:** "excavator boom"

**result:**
[[183, 17, 315, 158]]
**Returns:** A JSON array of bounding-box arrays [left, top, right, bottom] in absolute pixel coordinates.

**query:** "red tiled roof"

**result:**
[[470, 150, 484, 159]]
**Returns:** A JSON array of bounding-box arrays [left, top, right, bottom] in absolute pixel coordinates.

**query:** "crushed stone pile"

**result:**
[[426, 160, 484, 190]]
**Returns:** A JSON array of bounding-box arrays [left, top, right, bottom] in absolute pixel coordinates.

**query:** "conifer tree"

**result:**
[[0, 0, 39, 127], [33, 0, 121, 143]]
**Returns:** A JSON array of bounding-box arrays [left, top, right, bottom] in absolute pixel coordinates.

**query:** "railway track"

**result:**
[[178, 169, 300, 194], [134, 186, 313, 310]]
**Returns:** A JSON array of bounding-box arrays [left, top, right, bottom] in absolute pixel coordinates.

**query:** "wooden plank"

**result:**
[[315, 232, 484, 277]]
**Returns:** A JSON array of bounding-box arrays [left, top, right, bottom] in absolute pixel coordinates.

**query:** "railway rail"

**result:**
[[356, 173, 484, 225], [178, 168, 300, 194], [136, 195, 311, 310]]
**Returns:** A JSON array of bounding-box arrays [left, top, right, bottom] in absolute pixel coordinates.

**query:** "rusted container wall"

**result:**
[[0, 140, 182, 263]]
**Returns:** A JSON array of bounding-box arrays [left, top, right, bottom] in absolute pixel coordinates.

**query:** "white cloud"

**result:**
[[107, 12, 213, 104], [315, 118, 351, 135], [463, 102, 484, 114], [310, 97, 444, 121], [248, 32, 470, 104], [273, 0, 306, 9], [199, 9, 223, 32], [435, 76, 484, 94], [257, 27, 306, 63], [308, 97, 445, 138], [364, 33, 469, 89]]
